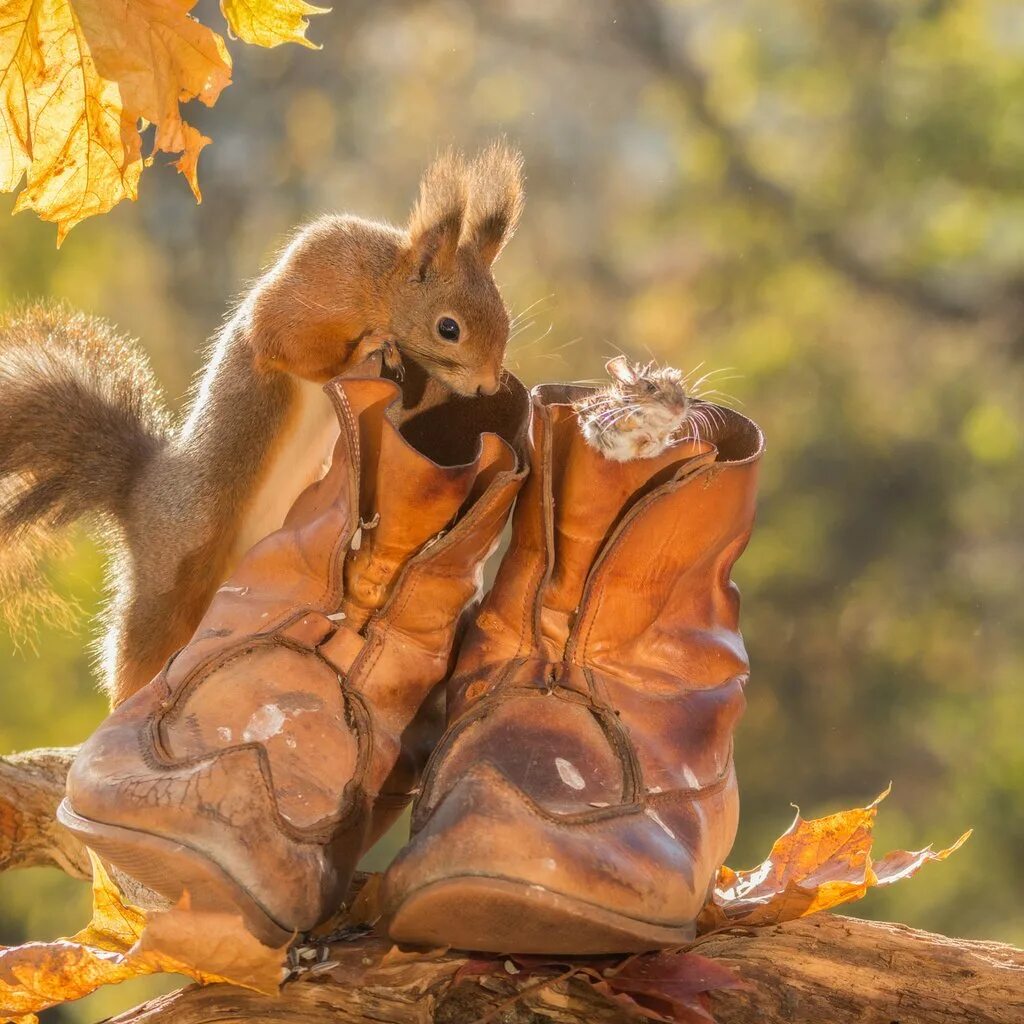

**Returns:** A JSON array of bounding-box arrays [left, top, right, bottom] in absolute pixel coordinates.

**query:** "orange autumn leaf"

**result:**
[[699, 786, 971, 931], [0, 0, 326, 244], [0, 851, 286, 1023]]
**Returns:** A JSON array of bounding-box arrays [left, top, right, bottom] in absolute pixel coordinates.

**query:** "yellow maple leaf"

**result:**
[[0, 0, 327, 242], [698, 786, 972, 931], [0, 851, 286, 1023], [221, 0, 330, 49], [1, 0, 232, 243]]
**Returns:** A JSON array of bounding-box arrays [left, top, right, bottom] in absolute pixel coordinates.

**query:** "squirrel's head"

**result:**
[[390, 141, 525, 397]]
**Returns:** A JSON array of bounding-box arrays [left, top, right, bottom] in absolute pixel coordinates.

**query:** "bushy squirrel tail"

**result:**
[[0, 302, 171, 556]]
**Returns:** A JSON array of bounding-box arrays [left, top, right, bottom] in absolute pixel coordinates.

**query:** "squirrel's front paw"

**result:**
[[352, 332, 404, 380], [379, 338, 405, 380]]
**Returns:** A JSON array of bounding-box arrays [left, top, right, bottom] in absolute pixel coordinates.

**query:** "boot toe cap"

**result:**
[[384, 762, 731, 953]]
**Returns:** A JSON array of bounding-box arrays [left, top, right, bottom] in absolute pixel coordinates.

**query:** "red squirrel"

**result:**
[[0, 141, 525, 705]]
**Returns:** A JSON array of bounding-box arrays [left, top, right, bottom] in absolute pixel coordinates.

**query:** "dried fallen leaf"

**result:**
[[377, 943, 451, 969], [699, 786, 971, 930], [135, 891, 286, 994], [221, 0, 330, 49], [0, 0, 325, 242], [453, 953, 584, 987], [453, 950, 744, 1024], [871, 836, 971, 887], [593, 950, 747, 1024], [0, 850, 286, 1022]]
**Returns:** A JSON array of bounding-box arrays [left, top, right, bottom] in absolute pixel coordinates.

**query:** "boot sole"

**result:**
[[57, 799, 294, 947], [388, 875, 696, 954]]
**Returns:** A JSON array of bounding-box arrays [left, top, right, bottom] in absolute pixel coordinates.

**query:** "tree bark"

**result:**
[[3, 749, 1022, 1023], [0, 745, 88, 878], [95, 915, 1023, 1024]]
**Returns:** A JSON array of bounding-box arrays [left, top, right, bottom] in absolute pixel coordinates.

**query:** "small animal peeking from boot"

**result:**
[[574, 356, 730, 461], [0, 140, 524, 705]]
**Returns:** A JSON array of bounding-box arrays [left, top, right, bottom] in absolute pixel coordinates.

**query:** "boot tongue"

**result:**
[[540, 403, 712, 653], [338, 377, 519, 630]]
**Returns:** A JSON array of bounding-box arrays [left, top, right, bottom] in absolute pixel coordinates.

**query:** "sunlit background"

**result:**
[[1, 1, 1022, 1020]]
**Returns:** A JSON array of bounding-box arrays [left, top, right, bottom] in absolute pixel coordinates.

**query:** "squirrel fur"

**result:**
[[0, 141, 524, 705]]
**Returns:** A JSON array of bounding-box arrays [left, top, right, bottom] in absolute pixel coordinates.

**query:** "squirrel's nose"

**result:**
[[476, 378, 500, 397]]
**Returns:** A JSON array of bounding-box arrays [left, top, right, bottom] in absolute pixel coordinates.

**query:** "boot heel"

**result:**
[[57, 800, 293, 947]]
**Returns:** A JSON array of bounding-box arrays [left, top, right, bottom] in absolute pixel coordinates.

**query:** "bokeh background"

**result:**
[[1, 0, 1022, 1019]]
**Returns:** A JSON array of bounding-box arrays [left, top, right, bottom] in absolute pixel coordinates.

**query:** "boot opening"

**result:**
[[385, 354, 530, 470]]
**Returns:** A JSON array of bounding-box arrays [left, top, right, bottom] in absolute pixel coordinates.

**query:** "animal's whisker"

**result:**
[[508, 318, 537, 342], [601, 402, 641, 419], [692, 404, 724, 431], [681, 361, 706, 386], [546, 336, 582, 354], [573, 355, 735, 462], [694, 389, 743, 408], [689, 371, 736, 395], [509, 294, 553, 328], [689, 372, 741, 397], [600, 405, 642, 428], [508, 323, 555, 353], [686, 411, 703, 448], [586, 395, 629, 411], [688, 364, 734, 381]]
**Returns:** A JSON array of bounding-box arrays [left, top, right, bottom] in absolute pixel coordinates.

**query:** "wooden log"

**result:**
[[0, 746, 88, 878], [697, 913, 1024, 1024], [4, 747, 1021, 1022], [97, 915, 1024, 1024]]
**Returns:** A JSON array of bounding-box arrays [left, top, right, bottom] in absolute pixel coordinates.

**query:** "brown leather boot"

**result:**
[[383, 385, 764, 954], [59, 368, 529, 944]]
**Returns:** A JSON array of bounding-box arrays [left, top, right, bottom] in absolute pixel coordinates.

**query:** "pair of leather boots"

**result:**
[[59, 362, 764, 954]]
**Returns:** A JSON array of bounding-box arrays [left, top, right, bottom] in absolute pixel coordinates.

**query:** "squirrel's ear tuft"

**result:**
[[464, 139, 525, 266], [407, 149, 471, 279]]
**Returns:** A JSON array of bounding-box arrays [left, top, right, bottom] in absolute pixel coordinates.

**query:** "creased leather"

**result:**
[[64, 369, 530, 934], [385, 385, 764, 935]]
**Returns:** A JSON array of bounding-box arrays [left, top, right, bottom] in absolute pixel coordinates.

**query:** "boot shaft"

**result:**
[[63, 366, 530, 939], [386, 386, 765, 953], [164, 371, 530, 760], [453, 384, 764, 707]]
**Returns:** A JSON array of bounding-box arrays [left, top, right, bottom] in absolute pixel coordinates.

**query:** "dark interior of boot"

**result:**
[[704, 408, 764, 463], [385, 355, 530, 469]]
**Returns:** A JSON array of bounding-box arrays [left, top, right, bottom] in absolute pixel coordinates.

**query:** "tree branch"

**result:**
[[2, 748, 1021, 1021], [0, 745, 88, 878], [96, 915, 1023, 1024]]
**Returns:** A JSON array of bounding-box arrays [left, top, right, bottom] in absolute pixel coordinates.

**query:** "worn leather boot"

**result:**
[[383, 385, 764, 953], [59, 366, 529, 944]]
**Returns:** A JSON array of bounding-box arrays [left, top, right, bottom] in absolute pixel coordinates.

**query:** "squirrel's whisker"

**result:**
[[509, 294, 553, 328]]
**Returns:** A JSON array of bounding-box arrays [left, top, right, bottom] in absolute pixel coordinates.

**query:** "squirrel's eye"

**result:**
[[436, 316, 461, 342]]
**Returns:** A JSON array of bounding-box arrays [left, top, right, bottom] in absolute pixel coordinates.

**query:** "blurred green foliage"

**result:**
[[1, 1, 1022, 1020]]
